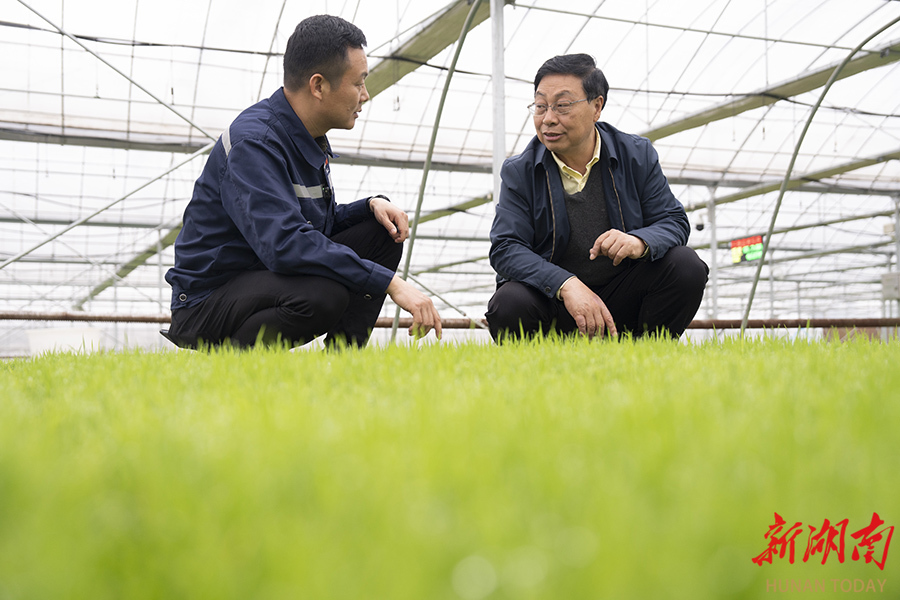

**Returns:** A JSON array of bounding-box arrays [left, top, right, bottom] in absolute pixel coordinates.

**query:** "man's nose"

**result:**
[[360, 83, 370, 104]]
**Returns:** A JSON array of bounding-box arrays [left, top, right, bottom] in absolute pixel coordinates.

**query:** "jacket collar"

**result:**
[[269, 87, 335, 170], [596, 122, 619, 171]]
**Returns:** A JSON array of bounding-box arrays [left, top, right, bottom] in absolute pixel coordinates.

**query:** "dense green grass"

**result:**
[[1, 337, 898, 599]]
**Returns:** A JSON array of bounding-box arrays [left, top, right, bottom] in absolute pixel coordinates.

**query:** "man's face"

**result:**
[[323, 47, 370, 131], [533, 73, 603, 165]]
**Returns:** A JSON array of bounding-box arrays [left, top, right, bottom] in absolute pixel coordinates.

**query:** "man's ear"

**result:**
[[593, 96, 604, 119], [308, 73, 329, 100]]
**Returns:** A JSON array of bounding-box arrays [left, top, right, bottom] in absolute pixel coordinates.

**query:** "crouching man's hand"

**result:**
[[590, 229, 647, 266], [369, 196, 409, 243], [559, 277, 617, 339], [386, 275, 442, 339]]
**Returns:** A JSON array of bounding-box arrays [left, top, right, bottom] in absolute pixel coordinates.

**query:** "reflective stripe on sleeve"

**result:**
[[221, 127, 232, 156], [294, 184, 324, 199]]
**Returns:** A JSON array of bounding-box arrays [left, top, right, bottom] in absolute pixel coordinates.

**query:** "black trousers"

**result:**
[[485, 245, 709, 342], [169, 218, 401, 349]]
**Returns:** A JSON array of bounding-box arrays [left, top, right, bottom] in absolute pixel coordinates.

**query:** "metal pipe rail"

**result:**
[[3, 312, 900, 331], [686, 318, 900, 330]]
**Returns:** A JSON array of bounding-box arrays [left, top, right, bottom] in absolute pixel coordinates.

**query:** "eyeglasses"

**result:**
[[527, 98, 589, 116]]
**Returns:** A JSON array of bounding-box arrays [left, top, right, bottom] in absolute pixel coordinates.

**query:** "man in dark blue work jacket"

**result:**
[[487, 54, 708, 342], [165, 15, 441, 348]]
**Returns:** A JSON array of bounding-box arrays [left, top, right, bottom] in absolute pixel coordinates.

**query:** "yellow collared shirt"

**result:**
[[551, 130, 601, 195]]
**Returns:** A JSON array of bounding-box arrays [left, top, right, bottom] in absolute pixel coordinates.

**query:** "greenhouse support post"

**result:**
[[491, 0, 506, 204]]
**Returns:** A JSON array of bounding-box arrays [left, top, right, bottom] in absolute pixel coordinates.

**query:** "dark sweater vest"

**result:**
[[557, 165, 624, 289]]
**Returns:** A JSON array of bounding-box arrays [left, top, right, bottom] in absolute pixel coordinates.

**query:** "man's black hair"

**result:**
[[534, 54, 609, 105], [284, 15, 367, 92]]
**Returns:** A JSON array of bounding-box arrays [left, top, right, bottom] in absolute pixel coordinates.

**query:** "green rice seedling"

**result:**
[[1, 336, 898, 599]]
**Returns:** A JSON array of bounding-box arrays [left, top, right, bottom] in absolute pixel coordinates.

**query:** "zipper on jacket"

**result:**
[[545, 170, 557, 262], [608, 166, 626, 228]]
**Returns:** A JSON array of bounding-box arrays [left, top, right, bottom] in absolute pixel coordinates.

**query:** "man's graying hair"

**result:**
[[534, 54, 609, 105], [284, 15, 367, 92]]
